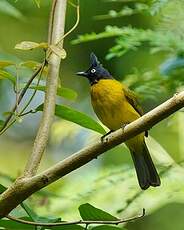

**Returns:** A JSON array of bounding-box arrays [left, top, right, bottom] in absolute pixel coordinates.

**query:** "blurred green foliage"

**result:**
[[0, 0, 183, 230]]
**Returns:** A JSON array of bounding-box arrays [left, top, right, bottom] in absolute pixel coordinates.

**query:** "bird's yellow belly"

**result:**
[[91, 79, 145, 151], [92, 99, 131, 130], [91, 81, 140, 131]]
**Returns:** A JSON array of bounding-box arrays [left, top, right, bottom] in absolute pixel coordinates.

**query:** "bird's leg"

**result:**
[[101, 130, 114, 143]]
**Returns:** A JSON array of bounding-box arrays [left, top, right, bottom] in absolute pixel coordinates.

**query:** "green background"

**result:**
[[0, 0, 183, 229]]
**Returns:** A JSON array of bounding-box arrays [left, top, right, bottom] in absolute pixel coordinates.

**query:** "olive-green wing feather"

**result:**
[[123, 87, 148, 137], [123, 87, 144, 116]]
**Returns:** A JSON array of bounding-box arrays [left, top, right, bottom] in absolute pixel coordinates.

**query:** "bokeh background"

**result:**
[[0, 0, 184, 229]]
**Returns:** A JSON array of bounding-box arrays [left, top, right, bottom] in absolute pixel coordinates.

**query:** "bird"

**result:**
[[76, 52, 160, 190]]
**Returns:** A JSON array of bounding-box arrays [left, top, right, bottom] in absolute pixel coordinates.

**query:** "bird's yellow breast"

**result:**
[[91, 79, 140, 131]]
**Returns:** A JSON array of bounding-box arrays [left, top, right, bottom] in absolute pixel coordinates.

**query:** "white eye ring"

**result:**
[[91, 68, 96, 73]]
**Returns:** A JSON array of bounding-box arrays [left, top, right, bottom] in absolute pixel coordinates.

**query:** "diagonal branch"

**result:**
[[0, 91, 183, 218], [23, 0, 67, 177]]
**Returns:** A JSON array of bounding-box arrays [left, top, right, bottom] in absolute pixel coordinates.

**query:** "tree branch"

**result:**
[[6, 209, 145, 227], [23, 0, 67, 177], [0, 91, 183, 218]]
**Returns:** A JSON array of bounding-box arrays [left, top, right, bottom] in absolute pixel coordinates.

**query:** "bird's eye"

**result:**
[[91, 68, 96, 73]]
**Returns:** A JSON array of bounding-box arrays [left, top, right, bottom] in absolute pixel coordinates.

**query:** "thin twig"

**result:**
[[6, 209, 145, 227], [46, 0, 80, 59], [56, 0, 80, 45], [68, 0, 78, 8], [19, 61, 45, 115], [0, 62, 45, 134], [15, 65, 20, 114], [0, 120, 16, 135], [19, 110, 37, 117]]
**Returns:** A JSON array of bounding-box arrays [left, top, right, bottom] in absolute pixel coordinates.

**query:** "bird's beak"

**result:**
[[76, 71, 88, 77]]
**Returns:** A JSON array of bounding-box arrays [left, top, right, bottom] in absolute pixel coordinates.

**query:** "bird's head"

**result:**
[[76, 53, 112, 85]]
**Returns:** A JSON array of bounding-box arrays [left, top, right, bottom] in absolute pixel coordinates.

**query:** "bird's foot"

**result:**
[[101, 130, 113, 143], [145, 130, 149, 137]]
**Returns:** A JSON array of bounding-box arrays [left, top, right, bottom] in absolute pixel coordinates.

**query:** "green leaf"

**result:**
[[72, 25, 184, 58], [21, 202, 61, 227], [79, 203, 118, 221], [51, 225, 84, 230], [15, 41, 48, 51], [94, 4, 149, 20], [0, 184, 6, 194], [0, 60, 15, 68], [36, 104, 105, 134], [56, 86, 77, 100], [91, 226, 126, 230], [30, 85, 77, 101], [150, 0, 169, 15], [0, 218, 34, 230], [34, 0, 41, 8], [0, 120, 4, 129], [35, 216, 61, 224], [3, 111, 14, 117], [20, 203, 38, 221], [20, 60, 41, 69], [0, 70, 15, 83], [0, 0, 24, 20], [71, 26, 123, 45]]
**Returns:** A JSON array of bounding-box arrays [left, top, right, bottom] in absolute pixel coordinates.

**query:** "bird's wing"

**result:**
[[123, 87, 148, 137], [123, 87, 144, 116]]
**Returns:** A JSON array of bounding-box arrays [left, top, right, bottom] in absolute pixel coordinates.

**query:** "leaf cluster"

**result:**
[[0, 183, 127, 230]]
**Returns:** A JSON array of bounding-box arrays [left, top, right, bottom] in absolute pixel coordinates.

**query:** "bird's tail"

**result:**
[[130, 141, 161, 190]]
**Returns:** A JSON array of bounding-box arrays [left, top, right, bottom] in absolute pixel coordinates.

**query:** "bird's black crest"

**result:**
[[76, 52, 113, 85], [90, 52, 100, 67]]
